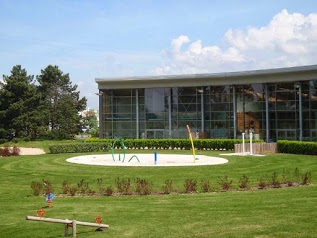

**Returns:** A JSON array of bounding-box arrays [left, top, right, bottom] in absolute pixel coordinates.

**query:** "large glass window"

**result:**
[[142, 88, 170, 138], [102, 89, 136, 138], [205, 86, 233, 138], [268, 83, 298, 141], [235, 84, 265, 140], [99, 78, 317, 141], [171, 87, 201, 138]]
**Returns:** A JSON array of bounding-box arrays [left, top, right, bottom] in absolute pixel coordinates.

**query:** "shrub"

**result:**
[[278, 140, 317, 155], [135, 178, 152, 195], [97, 178, 104, 194], [258, 176, 269, 189], [270, 171, 281, 188], [163, 180, 173, 194], [184, 179, 197, 193], [0, 146, 12, 156], [201, 180, 211, 193], [84, 138, 263, 151], [218, 176, 233, 191], [301, 172, 312, 185], [105, 186, 113, 196], [61, 181, 70, 194], [69, 186, 77, 196], [42, 179, 53, 194], [239, 175, 250, 189], [11, 146, 20, 156], [77, 179, 90, 194], [281, 169, 293, 186], [294, 167, 301, 183], [49, 142, 110, 154], [31, 181, 43, 196], [115, 177, 133, 195]]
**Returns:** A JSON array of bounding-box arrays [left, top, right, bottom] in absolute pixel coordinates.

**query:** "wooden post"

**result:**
[[72, 220, 76, 237], [64, 223, 69, 236]]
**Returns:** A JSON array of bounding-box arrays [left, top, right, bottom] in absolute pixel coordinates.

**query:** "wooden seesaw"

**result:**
[[26, 215, 109, 237]]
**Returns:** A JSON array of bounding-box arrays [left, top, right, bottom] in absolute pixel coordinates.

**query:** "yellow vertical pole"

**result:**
[[186, 125, 196, 163]]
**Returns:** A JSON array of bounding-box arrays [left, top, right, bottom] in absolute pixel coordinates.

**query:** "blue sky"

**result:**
[[1, 0, 317, 109]]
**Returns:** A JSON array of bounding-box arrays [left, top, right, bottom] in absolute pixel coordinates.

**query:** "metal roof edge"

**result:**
[[95, 64, 317, 83]]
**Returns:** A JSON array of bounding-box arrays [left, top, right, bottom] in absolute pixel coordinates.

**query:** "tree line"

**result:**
[[0, 65, 87, 142]]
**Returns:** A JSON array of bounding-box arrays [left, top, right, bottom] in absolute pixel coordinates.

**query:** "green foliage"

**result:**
[[0, 65, 86, 140], [218, 175, 233, 191], [115, 177, 133, 195], [200, 180, 211, 193], [184, 179, 198, 193], [270, 171, 281, 188], [81, 109, 98, 133], [37, 65, 87, 140], [49, 142, 110, 154], [30, 181, 42, 196], [278, 140, 317, 155], [162, 180, 173, 194], [239, 174, 250, 189], [0, 65, 45, 139], [85, 138, 263, 150], [135, 178, 152, 195]]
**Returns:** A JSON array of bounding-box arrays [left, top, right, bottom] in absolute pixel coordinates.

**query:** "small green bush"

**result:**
[[135, 178, 152, 195], [85, 138, 263, 151], [115, 177, 133, 195], [201, 180, 211, 193], [163, 180, 173, 194], [184, 179, 197, 193], [278, 140, 317, 155], [239, 174, 250, 189], [49, 142, 110, 154], [218, 175, 233, 191], [31, 181, 43, 196]]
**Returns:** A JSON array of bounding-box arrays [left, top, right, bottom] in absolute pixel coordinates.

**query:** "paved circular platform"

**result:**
[[66, 154, 228, 167]]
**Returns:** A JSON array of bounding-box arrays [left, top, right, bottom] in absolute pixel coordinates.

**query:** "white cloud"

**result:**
[[155, 9, 317, 75]]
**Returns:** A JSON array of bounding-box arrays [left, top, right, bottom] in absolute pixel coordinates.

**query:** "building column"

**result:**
[[168, 89, 172, 138], [98, 91, 104, 139], [298, 83, 303, 141], [136, 89, 139, 139], [265, 84, 270, 143], [232, 86, 237, 139], [200, 88, 205, 133]]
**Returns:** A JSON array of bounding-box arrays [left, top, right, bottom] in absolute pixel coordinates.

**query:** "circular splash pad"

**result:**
[[66, 154, 228, 167]]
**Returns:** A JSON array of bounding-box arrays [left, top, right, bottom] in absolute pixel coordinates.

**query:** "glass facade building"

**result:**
[[96, 65, 317, 141]]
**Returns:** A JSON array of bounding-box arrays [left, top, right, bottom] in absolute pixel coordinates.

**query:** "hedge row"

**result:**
[[278, 140, 317, 155], [85, 138, 263, 151], [49, 142, 111, 154]]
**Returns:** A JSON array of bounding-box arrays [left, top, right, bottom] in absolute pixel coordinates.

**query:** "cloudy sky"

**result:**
[[1, 0, 317, 109]]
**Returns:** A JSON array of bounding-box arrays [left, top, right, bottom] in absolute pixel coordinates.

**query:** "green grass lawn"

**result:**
[[0, 145, 316, 237]]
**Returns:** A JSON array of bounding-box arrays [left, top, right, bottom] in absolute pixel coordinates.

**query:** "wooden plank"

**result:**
[[26, 216, 109, 227], [26, 216, 72, 224], [76, 220, 109, 228]]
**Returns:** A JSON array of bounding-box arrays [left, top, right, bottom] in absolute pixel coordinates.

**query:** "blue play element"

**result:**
[[46, 193, 55, 201], [154, 152, 157, 165]]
